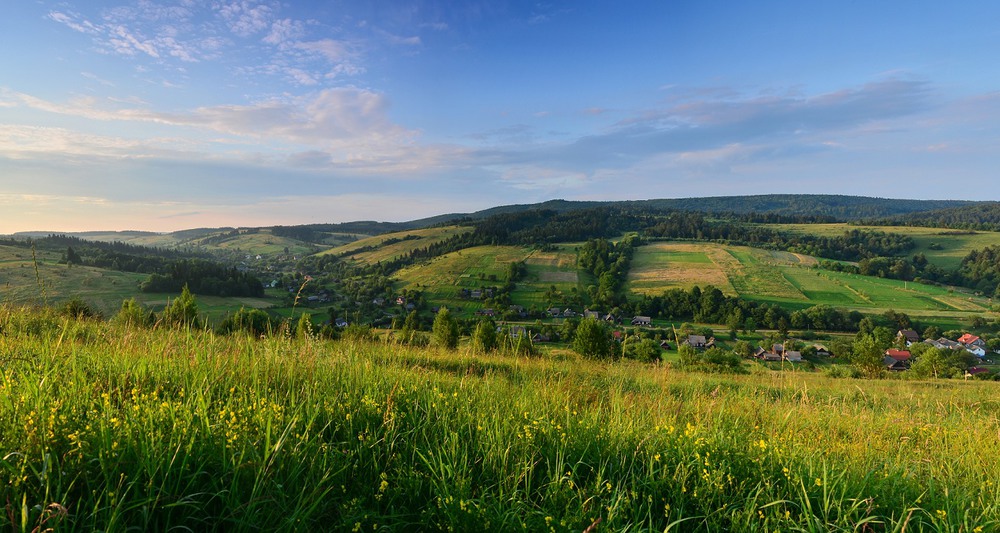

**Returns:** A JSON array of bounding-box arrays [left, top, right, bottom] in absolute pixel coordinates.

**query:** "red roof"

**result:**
[[885, 349, 912, 361], [958, 333, 981, 345], [967, 366, 989, 375]]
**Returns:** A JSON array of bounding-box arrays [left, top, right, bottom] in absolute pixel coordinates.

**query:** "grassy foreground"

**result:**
[[1, 307, 998, 531]]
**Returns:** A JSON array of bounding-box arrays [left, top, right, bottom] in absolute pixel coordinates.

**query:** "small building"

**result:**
[[686, 335, 707, 348], [958, 333, 986, 348], [884, 349, 912, 371], [813, 344, 832, 357], [897, 329, 920, 346], [784, 350, 802, 362], [884, 355, 909, 371], [631, 316, 652, 327]]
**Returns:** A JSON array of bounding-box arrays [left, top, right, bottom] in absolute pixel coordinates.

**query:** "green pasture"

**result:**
[[318, 225, 473, 264], [0, 246, 147, 316], [395, 245, 532, 314], [394, 245, 591, 315], [771, 223, 1000, 270]]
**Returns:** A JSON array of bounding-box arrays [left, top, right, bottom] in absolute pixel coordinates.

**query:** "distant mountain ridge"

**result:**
[[9, 194, 985, 240]]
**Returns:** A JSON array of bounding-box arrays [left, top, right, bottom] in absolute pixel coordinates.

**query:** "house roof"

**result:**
[[967, 366, 990, 375], [898, 329, 920, 342], [688, 335, 707, 345], [958, 333, 981, 345], [885, 349, 911, 361]]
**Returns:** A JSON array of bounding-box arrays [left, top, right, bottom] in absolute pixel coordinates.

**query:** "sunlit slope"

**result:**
[[770, 223, 1000, 270], [318, 226, 473, 264], [627, 241, 992, 321]]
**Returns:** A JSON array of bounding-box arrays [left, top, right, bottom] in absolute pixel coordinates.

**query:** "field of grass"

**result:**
[[0, 246, 287, 323], [318, 226, 472, 264], [628, 241, 995, 325], [1, 307, 999, 531], [394, 244, 593, 314], [771, 223, 1000, 270], [0, 245, 147, 316]]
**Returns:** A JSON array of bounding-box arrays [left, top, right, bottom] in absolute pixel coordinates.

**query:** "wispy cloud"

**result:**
[[47, 2, 363, 86]]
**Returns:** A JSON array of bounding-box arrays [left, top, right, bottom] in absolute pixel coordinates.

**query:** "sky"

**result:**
[[2, 1, 1000, 232]]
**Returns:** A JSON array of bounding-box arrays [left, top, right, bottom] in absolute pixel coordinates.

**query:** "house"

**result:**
[[604, 313, 618, 323], [547, 307, 561, 317], [631, 316, 652, 327], [335, 318, 349, 328], [612, 330, 623, 341], [583, 310, 601, 320], [470, 290, 482, 300], [935, 338, 965, 350], [958, 333, 986, 348], [509, 326, 527, 338], [784, 350, 802, 362], [884, 349, 912, 371], [372, 297, 385, 306], [966, 345, 987, 358], [897, 329, 920, 346], [685, 335, 707, 348], [813, 344, 832, 357], [752, 346, 767, 359], [531, 333, 550, 343], [660, 340, 672, 350], [772, 344, 784, 356], [884, 355, 909, 371], [562, 309, 577, 317]]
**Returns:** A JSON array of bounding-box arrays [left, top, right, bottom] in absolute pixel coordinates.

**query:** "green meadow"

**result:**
[[319, 226, 473, 264], [1, 307, 998, 531]]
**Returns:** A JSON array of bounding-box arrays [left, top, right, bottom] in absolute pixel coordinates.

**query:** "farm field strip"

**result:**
[[319, 226, 472, 264], [628, 242, 735, 295], [628, 241, 995, 322], [770, 223, 1000, 270]]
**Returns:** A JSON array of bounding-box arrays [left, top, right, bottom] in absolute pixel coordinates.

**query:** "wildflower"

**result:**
[[815, 478, 822, 487], [936, 509, 947, 520]]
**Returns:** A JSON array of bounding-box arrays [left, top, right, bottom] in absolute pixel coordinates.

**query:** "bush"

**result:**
[[62, 297, 97, 320], [217, 307, 274, 337], [112, 298, 153, 329], [678, 346, 745, 374]]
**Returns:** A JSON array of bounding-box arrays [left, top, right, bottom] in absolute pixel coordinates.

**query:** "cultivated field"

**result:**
[[628, 241, 994, 326], [771, 223, 1000, 270], [1, 308, 998, 531]]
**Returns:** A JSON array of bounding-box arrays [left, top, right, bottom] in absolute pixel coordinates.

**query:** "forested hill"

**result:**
[[438, 195, 976, 226], [866, 202, 1000, 231], [278, 195, 981, 238]]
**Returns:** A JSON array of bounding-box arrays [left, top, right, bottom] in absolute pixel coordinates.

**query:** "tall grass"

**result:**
[[0, 304, 997, 531]]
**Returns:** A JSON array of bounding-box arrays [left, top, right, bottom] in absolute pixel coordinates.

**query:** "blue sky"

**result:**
[[2, 1, 1000, 232]]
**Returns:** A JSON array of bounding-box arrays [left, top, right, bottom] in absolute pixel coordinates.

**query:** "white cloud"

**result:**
[[215, 0, 277, 37]]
